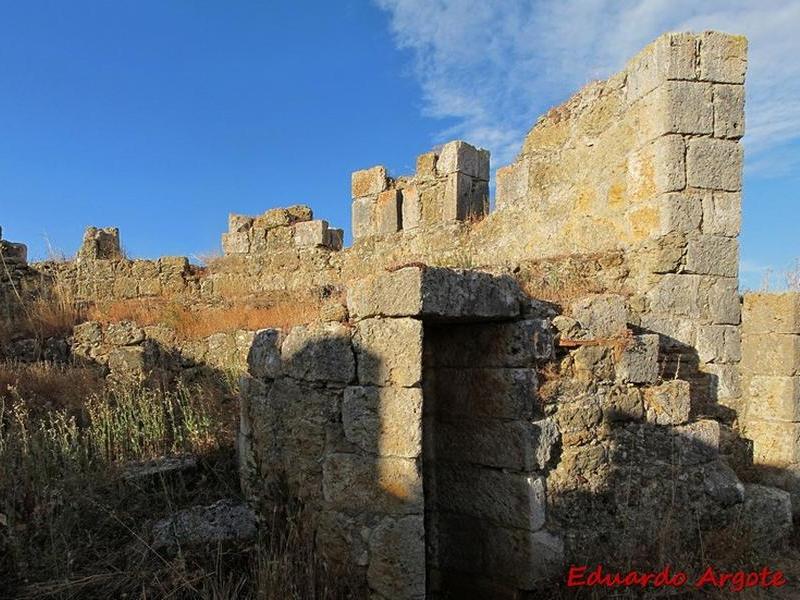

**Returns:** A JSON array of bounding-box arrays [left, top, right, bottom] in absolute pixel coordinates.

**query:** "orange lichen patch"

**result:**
[[628, 205, 661, 241]]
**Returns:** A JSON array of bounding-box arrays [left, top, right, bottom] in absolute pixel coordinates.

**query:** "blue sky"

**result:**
[[1, 1, 797, 289]]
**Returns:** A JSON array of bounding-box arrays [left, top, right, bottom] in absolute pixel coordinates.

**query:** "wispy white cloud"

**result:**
[[375, 0, 800, 170]]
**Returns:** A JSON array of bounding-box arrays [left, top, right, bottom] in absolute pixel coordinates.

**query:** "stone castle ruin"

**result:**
[[2, 31, 799, 598]]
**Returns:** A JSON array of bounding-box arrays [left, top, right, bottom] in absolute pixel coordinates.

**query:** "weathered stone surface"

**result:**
[[352, 165, 387, 198], [221, 231, 250, 254], [743, 293, 800, 334], [73, 321, 104, 345], [696, 324, 741, 364], [254, 205, 312, 229], [429, 367, 539, 420], [151, 499, 256, 549], [747, 376, 800, 422], [105, 320, 145, 346], [294, 219, 333, 248], [746, 420, 800, 466], [702, 191, 741, 237], [323, 453, 422, 515], [430, 319, 553, 367], [740, 484, 792, 552], [684, 235, 738, 277], [281, 322, 354, 383], [367, 515, 425, 600], [686, 137, 743, 191], [653, 80, 713, 135], [495, 160, 529, 210], [347, 266, 522, 321], [108, 345, 147, 374], [352, 196, 374, 240], [374, 190, 402, 235], [78, 226, 123, 261], [699, 31, 747, 84], [0, 240, 27, 264], [436, 140, 489, 180], [713, 84, 745, 139], [342, 386, 423, 458], [401, 186, 421, 230], [123, 455, 197, 481], [571, 294, 628, 337], [616, 334, 659, 384], [247, 328, 283, 380], [629, 135, 685, 195], [741, 333, 800, 376], [625, 32, 698, 103], [443, 172, 487, 221], [644, 380, 691, 425], [703, 460, 745, 507], [675, 419, 720, 464], [437, 465, 546, 531], [434, 417, 558, 471], [353, 317, 422, 387]]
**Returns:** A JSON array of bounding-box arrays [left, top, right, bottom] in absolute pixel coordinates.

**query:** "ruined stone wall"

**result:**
[[741, 292, 800, 511]]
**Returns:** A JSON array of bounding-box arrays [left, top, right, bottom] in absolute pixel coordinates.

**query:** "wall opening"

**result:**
[[423, 320, 545, 597]]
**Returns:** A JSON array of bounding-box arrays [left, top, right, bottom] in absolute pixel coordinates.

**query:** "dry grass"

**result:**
[[0, 363, 359, 599], [0, 361, 104, 415], [0, 268, 85, 342], [89, 298, 323, 340]]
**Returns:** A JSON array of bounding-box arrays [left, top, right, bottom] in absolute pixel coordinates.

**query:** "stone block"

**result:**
[[430, 319, 553, 367], [743, 293, 800, 334], [625, 32, 698, 103], [347, 266, 522, 321], [353, 317, 423, 387], [105, 321, 145, 346], [322, 453, 422, 515], [740, 484, 792, 552], [0, 241, 27, 264], [484, 526, 565, 588], [221, 231, 250, 255], [375, 190, 402, 235], [653, 192, 703, 235], [708, 277, 741, 325], [342, 386, 423, 458], [616, 334, 659, 384], [704, 363, 742, 400], [675, 419, 720, 464], [281, 322, 355, 384], [78, 226, 123, 261], [686, 137, 743, 191], [367, 516, 425, 600], [429, 367, 539, 420], [684, 235, 739, 277], [747, 376, 800, 422], [325, 227, 343, 250], [351, 165, 387, 198], [443, 172, 486, 221], [699, 31, 747, 84], [713, 84, 745, 139], [746, 420, 800, 466], [702, 191, 741, 237], [696, 324, 740, 363], [741, 333, 800, 376], [495, 160, 529, 209], [247, 328, 284, 380], [293, 219, 329, 248], [436, 140, 489, 180], [653, 80, 713, 135], [351, 196, 375, 240], [434, 417, 558, 471], [644, 380, 691, 425], [401, 186, 421, 230], [254, 205, 312, 229], [436, 464, 546, 531], [416, 151, 437, 178], [570, 293, 628, 338], [108, 345, 147, 375], [628, 135, 685, 197]]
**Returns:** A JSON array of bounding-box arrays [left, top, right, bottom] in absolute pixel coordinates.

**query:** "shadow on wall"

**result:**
[[238, 270, 797, 600]]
